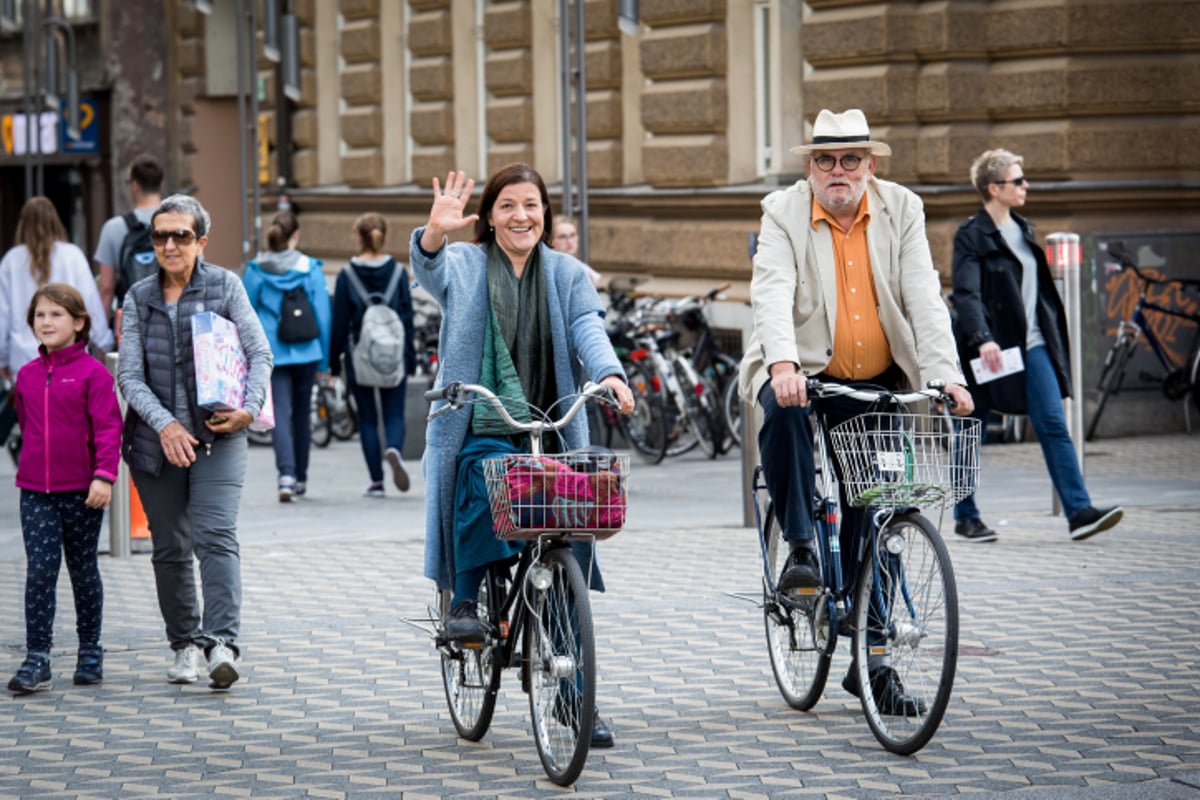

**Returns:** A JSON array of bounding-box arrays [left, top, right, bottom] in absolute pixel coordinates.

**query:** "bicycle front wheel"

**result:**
[[440, 577, 501, 741], [852, 512, 957, 755], [524, 547, 595, 786], [763, 505, 831, 710], [1086, 334, 1134, 441]]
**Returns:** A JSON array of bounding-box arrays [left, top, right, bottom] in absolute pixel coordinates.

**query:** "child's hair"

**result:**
[[266, 210, 299, 252], [27, 283, 91, 345], [354, 212, 387, 254]]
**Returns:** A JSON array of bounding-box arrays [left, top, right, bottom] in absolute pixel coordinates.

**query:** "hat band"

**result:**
[[811, 134, 870, 145]]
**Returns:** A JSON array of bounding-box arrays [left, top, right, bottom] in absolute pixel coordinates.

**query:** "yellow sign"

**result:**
[[257, 113, 270, 185]]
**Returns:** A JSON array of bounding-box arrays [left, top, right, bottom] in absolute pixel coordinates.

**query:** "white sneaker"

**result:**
[[385, 448, 410, 492], [207, 644, 240, 690], [278, 475, 296, 503], [166, 644, 202, 684]]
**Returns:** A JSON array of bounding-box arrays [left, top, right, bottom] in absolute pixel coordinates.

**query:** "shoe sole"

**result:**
[[167, 673, 199, 684], [385, 449, 410, 492], [279, 489, 294, 503], [1070, 508, 1123, 541], [955, 531, 998, 543], [8, 680, 52, 694], [208, 662, 239, 690], [73, 675, 102, 685]]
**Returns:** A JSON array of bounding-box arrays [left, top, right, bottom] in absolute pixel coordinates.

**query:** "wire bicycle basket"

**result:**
[[829, 413, 981, 508], [482, 451, 632, 540]]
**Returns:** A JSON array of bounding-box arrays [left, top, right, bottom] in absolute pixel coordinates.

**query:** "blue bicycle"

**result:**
[[750, 380, 979, 754]]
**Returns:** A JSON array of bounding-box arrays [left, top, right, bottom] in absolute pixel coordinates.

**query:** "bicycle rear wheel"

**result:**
[[853, 512, 957, 755], [1086, 333, 1135, 441], [310, 387, 332, 448], [619, 358, 668, 464], [439, 575, 501, 741], [720, 357, 741, 448], [524, 547, 595, 786], [762, 505, 831, 710]]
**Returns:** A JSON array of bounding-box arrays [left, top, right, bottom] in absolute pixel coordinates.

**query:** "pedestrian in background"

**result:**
[[117, 194, 272, 690], [244, 211, 332, 502], [7, 284, 122, 695], [93, 153, 164, 316], [329, 212, 416, 498], [550, 217, 604, 289], [950, 148, 1123, 543]]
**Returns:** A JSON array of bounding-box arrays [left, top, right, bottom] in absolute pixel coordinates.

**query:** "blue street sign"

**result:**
[[61, 95, 98, 154]]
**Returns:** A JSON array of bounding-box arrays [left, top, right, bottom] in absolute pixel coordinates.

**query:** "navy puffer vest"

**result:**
[[121, 261, 234, 475]]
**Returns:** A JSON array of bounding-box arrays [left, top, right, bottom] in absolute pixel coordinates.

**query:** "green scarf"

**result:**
[[472, 243, 557, 435]]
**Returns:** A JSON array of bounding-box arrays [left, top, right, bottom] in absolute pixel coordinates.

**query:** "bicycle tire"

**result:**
[[524, 547, 595, 786], [853, 512, 957, 755], [618, 358, 668, 464], [1086, 334, 1135, 441], [331, 389, 358, 441], [440, 576, 501, 741], [763, 504, 832, 710], [1189, 338, 1200, 419], [720, 356, 742, 448], [662, 382, 701, 458], [311, 389, 333, 449]]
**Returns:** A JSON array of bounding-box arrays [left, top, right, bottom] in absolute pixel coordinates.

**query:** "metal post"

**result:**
[[1046, 232, 1084, 516], [235, 0, 250, 262], [106, 353, 131, 559], [572, 0, 588, 264]]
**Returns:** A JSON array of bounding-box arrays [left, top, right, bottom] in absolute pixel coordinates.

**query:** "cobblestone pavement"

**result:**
[[0, 434, 1197, 798]]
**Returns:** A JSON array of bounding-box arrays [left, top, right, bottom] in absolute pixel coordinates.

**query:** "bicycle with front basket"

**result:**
[[745, 379, 979, 754], [414, 381, 629, 786], [1085, 241, 1200, 441]]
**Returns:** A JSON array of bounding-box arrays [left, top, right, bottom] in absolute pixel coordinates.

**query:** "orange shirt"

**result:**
[[812, 194, 893, 380]]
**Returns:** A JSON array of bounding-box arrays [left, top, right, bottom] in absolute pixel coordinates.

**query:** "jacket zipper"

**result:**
[[43, 362, 52, 490]]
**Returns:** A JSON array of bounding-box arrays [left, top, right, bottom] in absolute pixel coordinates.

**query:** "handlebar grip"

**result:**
[[423, 381, 459, 402]]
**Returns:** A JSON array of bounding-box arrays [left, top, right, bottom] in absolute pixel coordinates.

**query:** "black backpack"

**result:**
[[277, 284, 320, 343], [115, 211, 158, 305]]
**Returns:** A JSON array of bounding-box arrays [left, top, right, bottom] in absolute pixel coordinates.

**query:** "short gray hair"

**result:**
[[153, 193, 212, 238]]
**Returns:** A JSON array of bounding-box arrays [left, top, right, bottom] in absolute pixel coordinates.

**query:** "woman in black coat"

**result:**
[[950, 149, 1121, 543]]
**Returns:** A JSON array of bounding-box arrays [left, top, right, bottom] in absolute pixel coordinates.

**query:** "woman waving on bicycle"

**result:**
[[950, 149, 1122, 543], [410, 164, 633, 748]]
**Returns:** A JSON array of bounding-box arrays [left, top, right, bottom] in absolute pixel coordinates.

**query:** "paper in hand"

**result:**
[[970, 346, 1024, 384]]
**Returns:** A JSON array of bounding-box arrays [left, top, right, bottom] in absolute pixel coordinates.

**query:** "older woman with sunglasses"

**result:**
[[950, 149, 1122, 543], [116, 193, 273, 691]]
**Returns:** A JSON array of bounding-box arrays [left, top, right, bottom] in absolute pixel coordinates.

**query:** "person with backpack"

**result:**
[[243, 211, 332, 502], [329, 212, 416, 498], [93, 154, 164, 318]]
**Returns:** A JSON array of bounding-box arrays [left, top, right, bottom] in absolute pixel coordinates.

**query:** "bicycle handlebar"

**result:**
[[807, 379, 957, 408], [423, 381, 613, 432], [1108, 242, 1200, 291]]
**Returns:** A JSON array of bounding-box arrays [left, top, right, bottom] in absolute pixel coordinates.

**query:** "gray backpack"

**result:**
[[342, 265, 407, 388]]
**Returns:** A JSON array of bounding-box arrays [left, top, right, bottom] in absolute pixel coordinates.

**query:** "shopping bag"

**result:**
[[192, 311, 274, 431]]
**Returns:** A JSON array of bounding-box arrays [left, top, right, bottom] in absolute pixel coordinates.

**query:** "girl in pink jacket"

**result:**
[[7, 284, 122, 695]]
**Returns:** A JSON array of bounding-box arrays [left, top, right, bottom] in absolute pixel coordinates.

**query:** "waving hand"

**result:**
[[420, 171, 479, 253]]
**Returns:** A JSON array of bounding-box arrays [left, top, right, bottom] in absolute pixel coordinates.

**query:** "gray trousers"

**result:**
[[132, 435, 247, 655]]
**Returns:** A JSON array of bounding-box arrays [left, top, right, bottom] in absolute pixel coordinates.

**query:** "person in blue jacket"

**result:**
[[243, 211, 332, 502]]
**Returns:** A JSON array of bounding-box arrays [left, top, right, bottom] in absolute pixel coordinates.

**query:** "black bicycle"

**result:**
[[414, 381, 629, 786], [743, 380, 978, 754], [1086, 241, 1200, 440]]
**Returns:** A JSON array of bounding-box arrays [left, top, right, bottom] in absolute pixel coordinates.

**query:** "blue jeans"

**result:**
[[349, 379, 407, 483], [955, 345, 1090, 521], [271, 362, 318, 482]]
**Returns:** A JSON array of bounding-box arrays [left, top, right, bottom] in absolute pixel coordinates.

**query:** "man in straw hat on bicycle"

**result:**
[[739, 108, 974, 713]]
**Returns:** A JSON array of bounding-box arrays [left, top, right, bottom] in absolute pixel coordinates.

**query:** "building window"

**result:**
[[754, 0, 772, 175]]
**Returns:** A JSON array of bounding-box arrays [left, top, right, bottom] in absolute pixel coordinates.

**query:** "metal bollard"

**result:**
[[105, 352, 131, 558], [1046, 232, 1085, 517]]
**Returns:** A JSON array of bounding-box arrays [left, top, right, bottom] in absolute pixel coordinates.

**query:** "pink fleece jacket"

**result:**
[[13, 339, 122, 493]]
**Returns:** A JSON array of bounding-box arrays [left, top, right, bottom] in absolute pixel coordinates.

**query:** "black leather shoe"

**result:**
[[1069, 505, 1123, 541], [591, 707, 614, 748], [778, 542, 821, 592], [843, 663, 927, 717], [954, 517, 997, 543], [443, 600, 488, 644]]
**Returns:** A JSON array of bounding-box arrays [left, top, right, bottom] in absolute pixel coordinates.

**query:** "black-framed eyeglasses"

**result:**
[[812, 153, 864, 173], [151, 229, 198, 247], [992, 176, 1027, 187]]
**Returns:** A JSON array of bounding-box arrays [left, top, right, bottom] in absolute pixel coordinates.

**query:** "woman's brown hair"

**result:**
[[354, 212, 387, 255], [15, 197, 68, 285], [266, 210, 299, 252], [26, 283, 91, 345]]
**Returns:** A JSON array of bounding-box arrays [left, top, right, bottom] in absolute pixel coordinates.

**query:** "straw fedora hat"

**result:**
[[789, 109, 892, 157]]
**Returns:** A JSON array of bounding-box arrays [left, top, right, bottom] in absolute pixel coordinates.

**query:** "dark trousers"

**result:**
[[270, 362, 318, 482], [349, 379, 407, 484], [19, 489, 105, 654]]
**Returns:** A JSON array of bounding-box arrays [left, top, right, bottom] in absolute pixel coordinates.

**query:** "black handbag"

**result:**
[[277, 286, 320, 343]]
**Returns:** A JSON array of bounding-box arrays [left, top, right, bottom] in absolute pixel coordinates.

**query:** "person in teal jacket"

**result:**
[[243, 211, 332, 502]]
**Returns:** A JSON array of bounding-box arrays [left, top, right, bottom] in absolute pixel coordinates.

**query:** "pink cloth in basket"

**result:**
[[496, 455, 625, 532]]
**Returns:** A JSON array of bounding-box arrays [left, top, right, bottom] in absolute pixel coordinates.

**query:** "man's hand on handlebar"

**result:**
[[769, 362, 809, 407], [942, 383, 974, 416]]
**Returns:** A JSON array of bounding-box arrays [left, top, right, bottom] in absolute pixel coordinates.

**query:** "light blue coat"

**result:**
[[410, 228, 624, 590]]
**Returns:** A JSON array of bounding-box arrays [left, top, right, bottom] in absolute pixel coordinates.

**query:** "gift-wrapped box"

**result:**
[[192, 311, 274, 431]]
